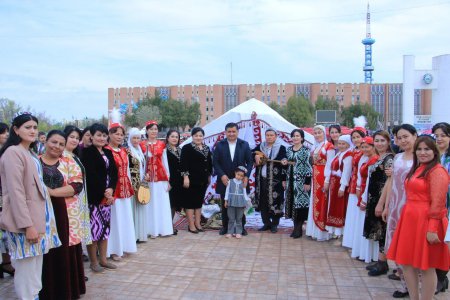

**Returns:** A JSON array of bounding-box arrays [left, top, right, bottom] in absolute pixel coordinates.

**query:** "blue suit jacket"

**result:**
[[213, 138, 253, 196]]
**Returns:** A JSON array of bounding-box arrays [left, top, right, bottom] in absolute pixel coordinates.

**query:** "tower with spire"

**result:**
[[362, 2, 375, 83]]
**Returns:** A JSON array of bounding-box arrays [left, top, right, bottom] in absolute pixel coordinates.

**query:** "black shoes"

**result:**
[[242, 229, 248, 236], [188, 228, 199, 234], [392, 290, 409, 298], [365, 261, 378, 270], [270, 225, 278, 233], [258, 225, 271, 231], [219, 227, 227, 235], [388, 273, 401, 281], [368, 261, 389, 276], [435, 277, 449, 294]]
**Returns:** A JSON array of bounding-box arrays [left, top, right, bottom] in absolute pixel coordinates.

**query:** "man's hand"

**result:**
[[221, 175, 229, 186]]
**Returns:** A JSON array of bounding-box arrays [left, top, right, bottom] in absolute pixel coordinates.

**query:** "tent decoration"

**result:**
[[181, 98, 314, 228]]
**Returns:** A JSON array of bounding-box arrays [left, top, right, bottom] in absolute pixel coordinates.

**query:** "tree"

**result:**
[[283, 95, 315, 127], [134, 105, 162, 128], [124, 95, 200, 130], [268, 102, 287, 117], [341, 103, 380, 129], [0, 98, 22, 123]]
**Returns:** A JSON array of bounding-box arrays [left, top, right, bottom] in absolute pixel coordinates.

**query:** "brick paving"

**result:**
[[0, 229, 449, 299]]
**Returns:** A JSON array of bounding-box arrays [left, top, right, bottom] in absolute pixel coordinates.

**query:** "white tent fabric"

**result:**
[[181, 98, 314, 228], [182, 98, 314, 147]]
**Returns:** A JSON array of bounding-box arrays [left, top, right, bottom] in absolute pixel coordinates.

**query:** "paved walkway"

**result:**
[[0, 229, 449, 299]]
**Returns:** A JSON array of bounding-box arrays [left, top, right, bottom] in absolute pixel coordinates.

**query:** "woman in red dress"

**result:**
[[325, 134, 353, 237], [387, 136, 450, 300], [306, 125, 334, 241]]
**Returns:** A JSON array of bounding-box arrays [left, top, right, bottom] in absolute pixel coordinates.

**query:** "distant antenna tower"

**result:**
[[362, 2, 375, 83]]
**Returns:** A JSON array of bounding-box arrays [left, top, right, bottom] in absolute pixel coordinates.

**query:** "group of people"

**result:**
[[278, 122, 450, 300], [0, 112, 449, 300]]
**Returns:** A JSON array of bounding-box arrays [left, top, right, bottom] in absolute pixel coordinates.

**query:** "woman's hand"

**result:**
[[144, 173, 150, 182], [26, 226, 39, 244], [338, 190, 344, 198], [224, 200, 228, 208], [426, 232, 441, 244], [384, 167, 392, 177], [281, 159, 288, 166], [356, 189, 361, 199], [183, 177, 190, 189], [303, 184, 311, 192], [323, 183, 329, 193], [359, 202, 367, 211], [375, 202, 384, 217], [167, 183, 172, 192], [104, 188, 113, 198], [282, 181, 286, 190], [381, 208, 388, 222]]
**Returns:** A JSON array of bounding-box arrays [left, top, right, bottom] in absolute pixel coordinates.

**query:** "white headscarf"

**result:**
[[313, 125, 327, 151], [338, 134, 354, 149], [127, 127, 145, 181]]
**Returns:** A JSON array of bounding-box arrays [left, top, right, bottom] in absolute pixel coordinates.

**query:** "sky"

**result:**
[[1, 0, 449, 122]]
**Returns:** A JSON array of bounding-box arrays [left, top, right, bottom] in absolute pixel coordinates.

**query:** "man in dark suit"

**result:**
[[213, 122, 253, 235]]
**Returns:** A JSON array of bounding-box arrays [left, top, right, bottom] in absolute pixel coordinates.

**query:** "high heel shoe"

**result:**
[[188, 228, 199, 234], [0, 262, 15, 278], [195, 226, 204, 232]]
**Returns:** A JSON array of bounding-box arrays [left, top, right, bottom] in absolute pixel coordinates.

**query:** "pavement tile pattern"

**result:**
[[0, 229, 449, 299]]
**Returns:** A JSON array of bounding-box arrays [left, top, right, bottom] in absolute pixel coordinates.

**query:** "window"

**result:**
[[206, 116, 209, 121], [211, 107, 213, 111], [211, 97, 214, 102], [206, 98, 209, 102], [206, 107, 209, 111]]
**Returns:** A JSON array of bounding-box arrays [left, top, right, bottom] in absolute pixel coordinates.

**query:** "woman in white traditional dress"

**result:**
[[306, 125, 334, 241], [106, 122, 137, 260], [126, 128, 147, 242], [140, 121, 173, 238]]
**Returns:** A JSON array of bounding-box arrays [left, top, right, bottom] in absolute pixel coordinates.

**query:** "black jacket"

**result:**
[[213, 138, 253, 196], [80, 146, 118, 206], [180, 143, 212, 185]]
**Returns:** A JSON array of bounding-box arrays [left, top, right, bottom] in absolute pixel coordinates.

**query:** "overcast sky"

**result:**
[[1, 0, 449, 121]]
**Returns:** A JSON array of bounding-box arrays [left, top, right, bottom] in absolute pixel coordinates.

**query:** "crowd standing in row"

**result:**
[[0, 113, 449, 300]]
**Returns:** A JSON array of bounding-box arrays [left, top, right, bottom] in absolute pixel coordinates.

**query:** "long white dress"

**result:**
[[107, 148, 137, 257], [350, 155, 379, 263], [306, 142, 334, 241], [108, 196, 137, 256], [146, 149, 174, 237]]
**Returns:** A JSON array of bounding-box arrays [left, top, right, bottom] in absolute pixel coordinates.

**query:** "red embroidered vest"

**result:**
[[349, 150, 363, 194], [139, 140, 169, 182], [357, 155, 379, 206], [105, 146, 135, 199]]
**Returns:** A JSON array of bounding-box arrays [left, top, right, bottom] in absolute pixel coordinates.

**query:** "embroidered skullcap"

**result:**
[[236, 166, 248, 173]]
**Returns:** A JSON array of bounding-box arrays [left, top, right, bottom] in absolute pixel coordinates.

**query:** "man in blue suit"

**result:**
[[213, 122, 253, 235]]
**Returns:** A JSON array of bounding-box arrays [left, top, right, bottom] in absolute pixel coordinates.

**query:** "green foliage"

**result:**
[[341, 103, 380, 129], [125, 95, 200, 130], [314, 96, 340, 111], [0, 98, 22, 123], [283, 95, 315, 127]]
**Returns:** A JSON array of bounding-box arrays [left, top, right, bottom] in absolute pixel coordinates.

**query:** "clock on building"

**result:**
[[423, 73, 433, 84]]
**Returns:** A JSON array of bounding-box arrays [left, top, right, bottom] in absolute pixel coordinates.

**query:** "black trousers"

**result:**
[[259, 178, 280, 227], [220, 190, 246, 231]]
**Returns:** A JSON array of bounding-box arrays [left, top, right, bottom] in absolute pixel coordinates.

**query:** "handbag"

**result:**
[[137, 181, 150, 205]]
